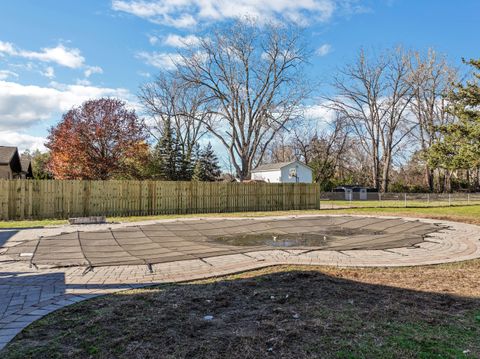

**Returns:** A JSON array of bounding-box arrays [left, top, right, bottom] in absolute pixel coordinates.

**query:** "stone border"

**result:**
[[1, 215, 479, 350]]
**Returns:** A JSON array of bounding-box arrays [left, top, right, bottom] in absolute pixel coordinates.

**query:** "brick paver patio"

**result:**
[[1, 214, 479, 350]]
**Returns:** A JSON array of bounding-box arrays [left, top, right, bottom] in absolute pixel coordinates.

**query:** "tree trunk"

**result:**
[[380, 152, 392, 193], [425, 165, 434, 192], [371, 142, 380, 190], [444, 171, 452, 193], [237, 156, 250, 181], [476, 167, 480, 191], [438, 169, 445, 193]]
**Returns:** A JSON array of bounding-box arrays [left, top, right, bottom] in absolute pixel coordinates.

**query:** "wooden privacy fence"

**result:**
[[0, 180, 321, 220]]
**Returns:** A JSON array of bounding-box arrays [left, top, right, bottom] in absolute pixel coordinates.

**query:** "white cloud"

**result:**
[[75, 79, 91, 86], [0, 41, 85, 69], [84, 65, 103, 78], [0, 131, 47, 152], [0, 41, 15, 53], [164, 34, 201, 48], [148, 35, 159, 45], [112, 0, 340, 28], [0, 80, 134, 131], [25, 45, 85, 68], [0, 70, 18, 80], [41, 66, 55, 79], [136, 51, 181, 70], [304, 103, 336, 125], [315, 43, 332, 56]]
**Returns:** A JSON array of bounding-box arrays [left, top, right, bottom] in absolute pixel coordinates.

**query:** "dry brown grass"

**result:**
[[3, 260, 480, 359], [268, 260, 480, 299]]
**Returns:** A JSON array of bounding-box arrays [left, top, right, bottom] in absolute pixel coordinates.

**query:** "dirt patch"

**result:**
[[2, 261, 480, 359]]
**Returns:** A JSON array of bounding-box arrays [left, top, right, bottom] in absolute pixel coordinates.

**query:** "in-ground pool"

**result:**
[[5, 216, 444, 269]]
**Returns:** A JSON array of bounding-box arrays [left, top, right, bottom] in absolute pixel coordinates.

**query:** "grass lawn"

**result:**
[[2, 261, 480, 358], [322, 199, 480, 208], [1, 204, 480, 228]]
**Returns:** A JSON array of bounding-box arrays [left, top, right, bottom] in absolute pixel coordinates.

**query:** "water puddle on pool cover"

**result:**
[[211, 228, 384, 247]]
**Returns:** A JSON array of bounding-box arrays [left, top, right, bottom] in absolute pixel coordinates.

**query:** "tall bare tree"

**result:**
[[139, 73, 208, 164], [264, 130, 296, 163], [408, 50, 457, 191], [308, 116, 349, 188], [288, 116, 348, 188], [263, 115, 349, 189], [178, 18, 309, 180], [324, 48, 415, 192]]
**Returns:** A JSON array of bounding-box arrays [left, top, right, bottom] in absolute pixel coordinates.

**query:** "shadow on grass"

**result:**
[[1, 269, 479, 359]]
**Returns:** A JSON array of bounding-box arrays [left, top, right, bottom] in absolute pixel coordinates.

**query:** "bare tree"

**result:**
[[289, 121, 315, 164], [264, 130, 296, 163], [408, 50, 457, 191], [324, 48, 415, 192], [263, 115, 349, 189], [306, 116, 349, 188], [339, 138, 372, 185], [138, 73, 208, 162], [177, 18, 309, 180]]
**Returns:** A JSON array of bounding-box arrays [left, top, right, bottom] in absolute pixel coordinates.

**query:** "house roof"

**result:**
[[20, 157, 32, 173], [252, 160, 312, 172], [0, 146, 22, 173], [0, 146, 18, 165]]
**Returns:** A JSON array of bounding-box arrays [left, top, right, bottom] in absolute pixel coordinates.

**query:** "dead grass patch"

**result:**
[[2, 260, 480, 358]]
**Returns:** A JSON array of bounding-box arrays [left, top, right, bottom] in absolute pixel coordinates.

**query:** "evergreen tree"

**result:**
[[177, 151, 195, 181], [428, 59, 480, 174], [192, 143, 221, 181], [152, 119, 183, 180], [192, 160, 203, 181]]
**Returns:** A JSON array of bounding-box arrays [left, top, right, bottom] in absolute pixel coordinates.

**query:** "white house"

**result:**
[[251, 160, 313, 183]]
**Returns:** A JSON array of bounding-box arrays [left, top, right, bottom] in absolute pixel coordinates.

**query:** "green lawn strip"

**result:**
[[320, 206, 480, 225], [1, 205, 480, 228], [324, 199, 480, 208], [0, 219, 67, 229]]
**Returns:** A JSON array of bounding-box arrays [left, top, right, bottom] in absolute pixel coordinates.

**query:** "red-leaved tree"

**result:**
[[46, 98, 148, 179]]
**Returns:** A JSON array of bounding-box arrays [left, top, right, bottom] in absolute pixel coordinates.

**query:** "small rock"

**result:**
[[203, 315, 214, 321], [463, 349, 470, 354], [267, 347, 274, 352], [293, 313, 300, 319], [270, 295, 275, 300]]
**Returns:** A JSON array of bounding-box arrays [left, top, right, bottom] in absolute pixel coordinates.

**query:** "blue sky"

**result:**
[[0, 0, 479, 156]]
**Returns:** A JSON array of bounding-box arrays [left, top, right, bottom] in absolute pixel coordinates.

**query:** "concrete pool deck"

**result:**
[[1, 214, 480, 350]]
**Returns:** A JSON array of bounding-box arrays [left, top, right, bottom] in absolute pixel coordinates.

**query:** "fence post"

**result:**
[[404, 193, 407, 208], [427, 193, 430, 205], [468, 193, 470, 205], [449, 193, 451, 206]]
